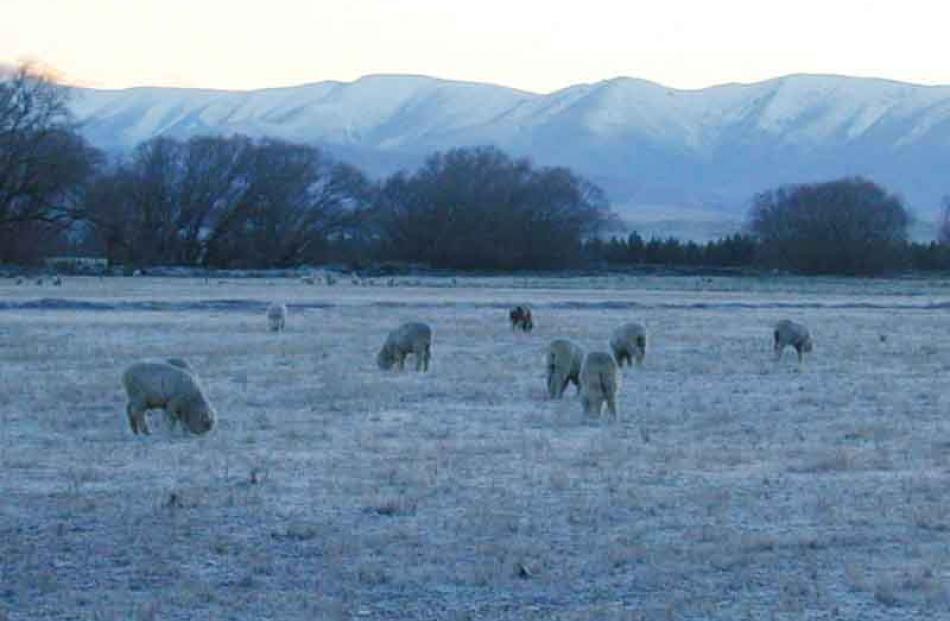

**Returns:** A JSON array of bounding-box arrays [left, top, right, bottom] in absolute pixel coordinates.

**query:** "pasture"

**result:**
[[1, 274, 949, 620]]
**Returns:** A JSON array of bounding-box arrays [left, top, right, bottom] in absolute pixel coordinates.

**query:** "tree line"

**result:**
[[3, 64, 950, 275]]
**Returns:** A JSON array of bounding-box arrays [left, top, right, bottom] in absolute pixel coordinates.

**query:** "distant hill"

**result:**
[[68, 73, 950, 240]]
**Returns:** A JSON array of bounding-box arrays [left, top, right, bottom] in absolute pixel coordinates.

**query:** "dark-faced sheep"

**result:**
[[509, 305, 533, 332], [546, 339, 584, 399], [579, 351, 621, 419], [378, 322, 432, 372], [267, 302, 287, 332], [774, 319, 813, 363], [122, 361, 216, 435], [610, 322, 647, 367]]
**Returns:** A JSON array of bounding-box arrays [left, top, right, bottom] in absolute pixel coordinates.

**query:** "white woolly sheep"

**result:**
[[546, 339, 584, 399], [266, 302, 287, 332], [378, 322, 432, 372], [774, 319, 813, 363], [579, 351, 621, 419], [121, 361, 216, 435], [610, 322, 647, 367]]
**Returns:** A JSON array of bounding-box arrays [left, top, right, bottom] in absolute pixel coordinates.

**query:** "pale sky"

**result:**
[[2, 0, 948, 92]]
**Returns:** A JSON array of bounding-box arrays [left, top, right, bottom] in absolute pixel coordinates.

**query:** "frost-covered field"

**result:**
[[2, 274, 950, 620]]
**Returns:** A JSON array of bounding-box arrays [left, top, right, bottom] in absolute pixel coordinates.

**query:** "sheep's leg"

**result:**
[[166, 401, 182, 432], [795, 346, 804, 365], [423, 344, 430, 372], [546, 369, 558, 399], [414, 349, 424, 372], [606, 394, 618, 421], [581, 395, 592, 415], [397, 354, 405, 371], [126, 403, 139, 434], [135, 409, 150, 435], [774, 343, 784, 361]]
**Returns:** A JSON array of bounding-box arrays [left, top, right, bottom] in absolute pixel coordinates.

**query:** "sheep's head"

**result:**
[[802, 335, 814, 353], [377, 344, 396, 370], [180, 396, 216, 435]]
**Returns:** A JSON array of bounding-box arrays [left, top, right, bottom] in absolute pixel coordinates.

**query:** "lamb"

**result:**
[[509, 305, 534, 332], [266, 302, 287, 332], [774, 319, 813, 363], [377, 322, 432, 372], [121, 361, 216, 435], [546, 339, 584, 399], [579, 351, 621, 419], [610, 322, 647, 367]]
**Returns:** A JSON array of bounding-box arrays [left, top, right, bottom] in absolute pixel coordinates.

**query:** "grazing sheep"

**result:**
[[378, 322, 432, 372], [300, 275, 315, 285], [266, 302, 287, 332], [579, 351, 621, 419], [546, 339, 584, 399], [52, 275, 63, 286], [509, 305, 534, 332], [774, 319, 813, 363], [14, 277, 23, 285], [610, 322, 647, 367], [122, 361, 216, 435]]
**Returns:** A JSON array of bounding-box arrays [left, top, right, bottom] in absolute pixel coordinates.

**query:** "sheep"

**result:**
[[509, 305, 534, 332], [377, 322, 432, 372], [579, 351, 621, 419], [121, 361, 216, 435], [610, 322, 647, 367], [546, 339, 584, 399], [774, 319, 813, 363], [300, 275, 315, 285], [266, 302, 287, 332]]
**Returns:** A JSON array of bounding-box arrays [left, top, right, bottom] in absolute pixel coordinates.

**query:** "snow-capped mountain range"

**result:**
[[68, 74, 950, 238]]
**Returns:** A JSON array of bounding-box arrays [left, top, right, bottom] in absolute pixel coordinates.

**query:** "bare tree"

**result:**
[[0, 64, 99, 236], [375, 146, 611, 269], [938, 195, 950, 245], [82, 135, 370, 267], [749, 177, 909, 274]]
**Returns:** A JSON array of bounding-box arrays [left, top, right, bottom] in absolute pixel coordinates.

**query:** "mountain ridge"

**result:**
[[66, 73, 950, 238]]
